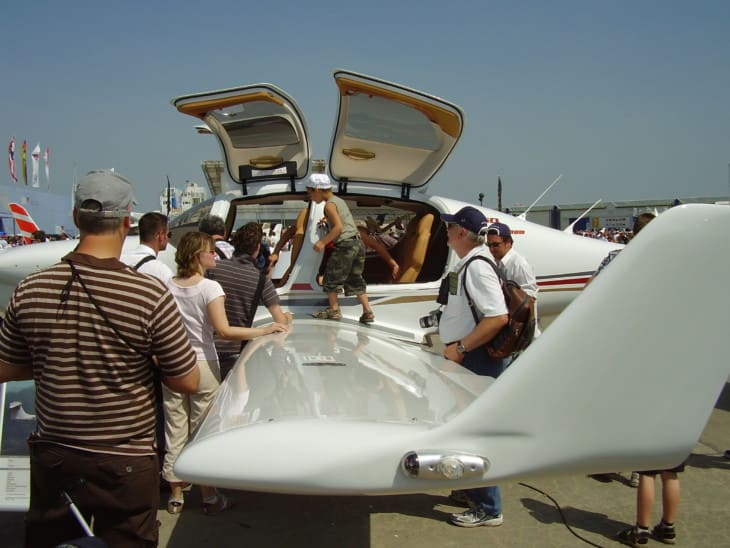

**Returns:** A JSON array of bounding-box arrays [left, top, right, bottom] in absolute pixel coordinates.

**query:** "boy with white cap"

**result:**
[[306, 173, 375, 323]]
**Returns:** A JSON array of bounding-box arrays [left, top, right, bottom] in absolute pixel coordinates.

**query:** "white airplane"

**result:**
[[0, 70, 728, 505]]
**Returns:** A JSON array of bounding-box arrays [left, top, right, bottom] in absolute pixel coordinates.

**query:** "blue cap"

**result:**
[[487, 222, 512, 238], [440, 206, 488, 234]]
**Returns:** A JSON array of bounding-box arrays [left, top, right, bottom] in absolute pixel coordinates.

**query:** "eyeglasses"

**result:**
[[200, 249, 216, 255], [486, 242, 503, 248]]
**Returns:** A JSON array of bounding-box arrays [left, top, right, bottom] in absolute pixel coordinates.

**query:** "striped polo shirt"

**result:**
[[0, 252, 197, 456], [207, 253, 280, 355]]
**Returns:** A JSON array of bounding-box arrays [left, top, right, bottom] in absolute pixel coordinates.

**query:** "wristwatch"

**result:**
[[456, 341, 468, 355]]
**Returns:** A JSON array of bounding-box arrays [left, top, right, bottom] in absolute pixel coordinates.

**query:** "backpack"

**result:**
[[462, 255, 536, 359]]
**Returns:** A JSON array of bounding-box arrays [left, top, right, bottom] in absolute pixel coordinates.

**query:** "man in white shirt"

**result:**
[[121, 212, 174, 283], [486, 222, 540, 337], [437, 206, 508, 529], [199, 214, 234, 260]]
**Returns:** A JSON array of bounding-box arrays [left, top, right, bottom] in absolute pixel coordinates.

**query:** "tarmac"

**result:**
[[1, 380, 729, 547]]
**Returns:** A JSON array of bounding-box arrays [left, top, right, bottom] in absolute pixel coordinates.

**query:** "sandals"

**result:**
[[311, 308, 341, 320], [167, 497, 184, 514], [359, 311, 375, 324], [311, 308, 374, 323]]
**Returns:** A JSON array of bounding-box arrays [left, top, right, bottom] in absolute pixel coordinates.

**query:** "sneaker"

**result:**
[[202, 493, 233, 516], [617, 525, 649, 547], [450, 507, 503, 528], [629, 472, 640, 488], [652, 521, 677, 544], [448, 490, 473, 507]]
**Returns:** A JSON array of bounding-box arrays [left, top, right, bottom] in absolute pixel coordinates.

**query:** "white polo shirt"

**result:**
[[439, 246, 507, 344]]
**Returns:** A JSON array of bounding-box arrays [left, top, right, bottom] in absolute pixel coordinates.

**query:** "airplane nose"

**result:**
[[0, 241, 78, 306]]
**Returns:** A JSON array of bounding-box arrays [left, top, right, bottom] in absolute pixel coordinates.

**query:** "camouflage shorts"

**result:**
[[323, 238, 366, 296]]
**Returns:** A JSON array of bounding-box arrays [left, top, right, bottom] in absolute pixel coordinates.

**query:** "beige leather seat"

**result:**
[[393, 213, 434, 283]]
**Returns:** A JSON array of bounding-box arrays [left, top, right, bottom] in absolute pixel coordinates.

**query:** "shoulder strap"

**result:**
[[62, 259, 152, 360], [133, 255, 156, 271], [215, 246, 227, 260], [461, 255, 504, 325]]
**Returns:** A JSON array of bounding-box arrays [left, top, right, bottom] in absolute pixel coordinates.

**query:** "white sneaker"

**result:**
[[450, 508, 503, 528]]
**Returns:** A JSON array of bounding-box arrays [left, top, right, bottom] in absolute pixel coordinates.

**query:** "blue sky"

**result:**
[[3, 0, 729, 212]]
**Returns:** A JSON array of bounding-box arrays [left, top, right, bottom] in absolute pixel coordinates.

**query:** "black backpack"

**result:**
[[462, 255, 536, 359]]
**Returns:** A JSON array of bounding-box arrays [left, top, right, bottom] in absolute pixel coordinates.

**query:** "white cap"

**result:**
[[307, 173, 332, 189]]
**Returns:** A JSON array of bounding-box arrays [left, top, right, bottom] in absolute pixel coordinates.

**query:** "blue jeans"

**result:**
[[466, 485, 502, 515], [460, 346, 511, 516]]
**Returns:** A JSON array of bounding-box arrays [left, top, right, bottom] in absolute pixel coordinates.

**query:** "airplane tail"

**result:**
[[8, 203, 41, 244], [438, 204, 730, 482]]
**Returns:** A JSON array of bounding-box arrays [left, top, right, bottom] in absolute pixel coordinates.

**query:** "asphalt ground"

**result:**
[[2, 381, 729, 547]]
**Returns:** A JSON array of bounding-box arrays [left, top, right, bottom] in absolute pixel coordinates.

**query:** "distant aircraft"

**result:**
[[0, 70, 727, 507], [8, 203, 42, 244]]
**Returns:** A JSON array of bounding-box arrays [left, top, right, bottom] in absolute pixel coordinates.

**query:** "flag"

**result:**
[[31, 143, 41, 188], [497, 176, 503, 212], [44, 147, 50, 188], [21, 140, 28, 185], [8, 137, 18, 183]]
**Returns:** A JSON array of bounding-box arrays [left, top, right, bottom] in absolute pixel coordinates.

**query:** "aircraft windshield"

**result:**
[[212, 102, 300, 148]]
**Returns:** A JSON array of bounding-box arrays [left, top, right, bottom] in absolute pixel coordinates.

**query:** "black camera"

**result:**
[[436, 277, 450, 305], [419, 309, 442, 329]]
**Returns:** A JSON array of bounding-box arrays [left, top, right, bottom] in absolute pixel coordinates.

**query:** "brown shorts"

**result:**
[[26, 442, 159, 548]]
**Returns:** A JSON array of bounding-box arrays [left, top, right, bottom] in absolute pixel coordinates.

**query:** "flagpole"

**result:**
[[166, 177, 171, 216]]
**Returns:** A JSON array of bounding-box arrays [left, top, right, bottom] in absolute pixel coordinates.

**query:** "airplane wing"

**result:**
[[175, 203, 730, 494]]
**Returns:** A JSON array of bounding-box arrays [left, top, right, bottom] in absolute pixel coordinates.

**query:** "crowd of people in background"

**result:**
[[574, 227, 632, 243]]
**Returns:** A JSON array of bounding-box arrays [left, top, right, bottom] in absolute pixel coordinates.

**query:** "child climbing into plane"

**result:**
[[307, 173, 375, 324]]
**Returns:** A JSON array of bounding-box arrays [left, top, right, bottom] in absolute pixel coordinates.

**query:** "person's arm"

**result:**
[[267, 303, 293, 325], [0, 361, 33, 383], [443, 314, 509, 364], [207, 296, 288, 340], [314, 202, 342, 252], [269, 224, 297, 266], [360, 229, 400, 280], [162, 367, 200, 394]]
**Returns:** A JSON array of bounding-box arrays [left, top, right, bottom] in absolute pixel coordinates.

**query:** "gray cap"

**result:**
[[75, 170, 136, 218]]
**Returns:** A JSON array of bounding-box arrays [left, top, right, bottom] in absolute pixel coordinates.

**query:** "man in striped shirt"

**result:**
[[0, 170, 199, 547], [208, 222, 292, 379]]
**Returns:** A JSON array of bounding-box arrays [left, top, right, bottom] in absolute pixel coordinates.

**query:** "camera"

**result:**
[[436, 277, 450, 305], [419, 309, 442, 329]]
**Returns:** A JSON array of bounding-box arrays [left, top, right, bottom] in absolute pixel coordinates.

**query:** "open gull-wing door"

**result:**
[[172, 84, 310, 195], [329, 70, 464, 198]]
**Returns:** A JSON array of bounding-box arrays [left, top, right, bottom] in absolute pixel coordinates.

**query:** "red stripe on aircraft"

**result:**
[[291, 283, 314, 291], [538, 277, 590, 287]]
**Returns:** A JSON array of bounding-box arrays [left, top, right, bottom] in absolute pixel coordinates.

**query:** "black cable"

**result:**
[[519, 482, 605, 548]]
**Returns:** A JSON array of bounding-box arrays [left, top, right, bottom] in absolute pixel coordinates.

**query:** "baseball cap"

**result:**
[[75, 170, 136, 218], [306, 173, 332, 189], [487, 222, 512, 238], [440, 206, 489, 234]]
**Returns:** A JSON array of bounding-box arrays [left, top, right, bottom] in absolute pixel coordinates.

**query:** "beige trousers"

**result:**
[[162, 359, 221, 483]]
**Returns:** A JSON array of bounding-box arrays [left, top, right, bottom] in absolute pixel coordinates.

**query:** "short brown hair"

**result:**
[[139, 212, 168, 243], [232, 222, 263, 255], [75, 208, 125, 234]]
